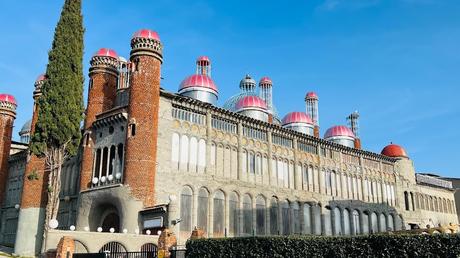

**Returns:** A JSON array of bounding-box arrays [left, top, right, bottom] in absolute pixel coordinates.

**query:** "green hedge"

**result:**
[[186, 234, 460, 258]]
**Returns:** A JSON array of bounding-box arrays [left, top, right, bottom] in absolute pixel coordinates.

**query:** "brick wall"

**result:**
[[0, 113, 15, 206]]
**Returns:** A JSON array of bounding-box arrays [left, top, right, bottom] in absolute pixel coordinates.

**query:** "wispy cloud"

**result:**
[[317, 0, 381, 11]]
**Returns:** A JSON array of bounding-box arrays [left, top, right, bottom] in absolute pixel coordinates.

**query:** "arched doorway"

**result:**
[[101, 212, 120, 233]]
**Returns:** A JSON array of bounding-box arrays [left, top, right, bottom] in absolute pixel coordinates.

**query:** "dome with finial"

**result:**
[[19, 119, 32, 144], [282, 112, 314, 135], [324, 125, 355, 148], [381, 143, 408, 158], [93, 48, 118, 59], [132, 29, 161, 41]]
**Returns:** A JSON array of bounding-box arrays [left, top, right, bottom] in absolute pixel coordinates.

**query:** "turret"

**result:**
[[347, 111, 361, 149], [79, 48, 119, 191], [0, 94, 17, 206], [259, 77, 273, 111], [178, 56, 218, 105], [282, 112, 314, 135], [235, 96, 269, 122], [324, 125, 355, 148], [239, 74, 256, 93], [123, 29, 163, 207], [305, 92, 319, 137]]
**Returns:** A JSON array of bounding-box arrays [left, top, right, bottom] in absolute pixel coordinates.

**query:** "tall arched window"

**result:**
[[189, 137, 198, 171], [270, 197, 279, 235], [180, 135, 189, 166], [108, 145, 116, 176], [117, 143, 124, 176], [370, 212, 378, 233], [352, 210, 360, 235], [343, 209, 350, 235], [404, 191, 410, 211], [213, 190, 225, 237], [180, 186, 193, 232], [171, 133, 180, 165], [243, 194, 253, 235], [387, 214, 394, 231], [293, 202, 300, 234], [282, 200, 291, 235], [256, 195, 266, 235], [410, 192, 415, 211], [197, 188, 209, 233], [101, 147, 108, 177], [303, 203, 312, 234], [379, 213, 387, 232], [198, 139, 206, 169], [229, 192, 239, 236], [210, 143, 216, 166], [333, 207, 342, 235]]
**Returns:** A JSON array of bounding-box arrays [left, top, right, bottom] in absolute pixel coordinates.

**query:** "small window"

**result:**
[[109, 126, 114, 134], [129, 124, 136, 137], [99, 132, 103, 138], [120, 126, 124, 132]]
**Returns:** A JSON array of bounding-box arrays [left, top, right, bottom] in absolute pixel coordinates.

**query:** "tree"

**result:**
[[30, 0, 84, 229]]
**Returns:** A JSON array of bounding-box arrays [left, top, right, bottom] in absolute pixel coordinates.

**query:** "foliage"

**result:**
[[29, 0, 84, 225], [186, 234, 460, 258], [26, 169, 39, 181]]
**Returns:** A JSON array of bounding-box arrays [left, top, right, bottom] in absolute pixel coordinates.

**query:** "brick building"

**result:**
[[0, 29, 458, 256]]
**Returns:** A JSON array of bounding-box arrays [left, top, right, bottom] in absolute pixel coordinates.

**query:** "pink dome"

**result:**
[[179, 74, 218, 93], [236, 96, 267, 111], [259, 76, 272, 85], [197, 56, 210, 63], [282, 112, 313, 125], [324, 125, 355, 139], [35, 74, 46, 83], [0, 94, 16, 105], [381, 144, 408, 158], [305, 92, 318, 99], [132, 29, 160, 41], [93, 48, 118, 58]]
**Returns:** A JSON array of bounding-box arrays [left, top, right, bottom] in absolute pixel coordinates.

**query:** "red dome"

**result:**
[[259, 76, 272, 85], [93, 48, 118, 58], [35, 73, 46, 83], [324, 125, 355, 139], [179, 74, 218, 93], [381, 144, 408, 158], [132, 29, 160, 41], [197, 56, 210, 63], [305, 92, 318, 99], [282, 112, 313, 125], [0, 94, 16, 105], [236, 96, 267, 111]]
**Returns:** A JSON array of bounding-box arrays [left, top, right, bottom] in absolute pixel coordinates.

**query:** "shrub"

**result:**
[[186, 234, 460, 258]]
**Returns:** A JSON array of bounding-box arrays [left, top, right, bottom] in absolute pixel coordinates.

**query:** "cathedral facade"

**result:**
[[0, 28, 457, 256]]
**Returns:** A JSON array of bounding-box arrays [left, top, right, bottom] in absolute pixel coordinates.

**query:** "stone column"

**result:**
[[293, 138, 301, 190], [205, 112, 212, 174], [208, 195, 214, 237], [267, 130, 274, 186], [237, 122, 243, 180]]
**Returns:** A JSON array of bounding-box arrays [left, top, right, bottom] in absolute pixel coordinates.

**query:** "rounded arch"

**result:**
[[140, 243, 158, 253], [343, 208, 351, 235], [74, 240, 89, 253], [213, 189, 226, 237], [242, 193, 253, 235], [99, 242, 127, 253]]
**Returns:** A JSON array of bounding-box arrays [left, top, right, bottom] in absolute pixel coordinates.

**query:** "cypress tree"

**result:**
[[31, 0, 84, 227]]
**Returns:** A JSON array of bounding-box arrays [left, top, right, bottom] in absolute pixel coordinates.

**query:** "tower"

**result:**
[[0, 94, 17, 206], [259, 77, 273, 111], [196, 56, 211, 76], [305, 92, 319, 137], [123, 29, 163, 207], [79, 48, 119, 191], [347, 111, 361, 149], [15, 75, 48, 256]]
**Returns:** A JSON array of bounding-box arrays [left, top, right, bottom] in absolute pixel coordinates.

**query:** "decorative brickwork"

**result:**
[[79, 55, 118, 191], [123, 32, 162, 207], [158, 229, 177, 258], [55, 236, 75, 258]]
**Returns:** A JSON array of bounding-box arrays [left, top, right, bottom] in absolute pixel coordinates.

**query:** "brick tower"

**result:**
[[0, 94, 17, 206], [79, 48, 119, 190], [15, 75, 48, 256], [123, 29, 163, 207]]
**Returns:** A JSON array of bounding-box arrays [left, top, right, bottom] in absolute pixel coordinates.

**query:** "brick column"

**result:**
[[0, 94, 17, 206], [79, 48, 119, 191], [123, 29, 163, 207], [158, 229, 177, 258], [55, 236, 75, 258], [15, 76, 49, 256]]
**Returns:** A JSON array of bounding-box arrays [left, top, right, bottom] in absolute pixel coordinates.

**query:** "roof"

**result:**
[[305, 92, 318, 100], [282, 112, 313, 125], [179, 74, 218, 93], [93, 48, 118, 58], [381, 144, 408, 158], [132, 29, 161, 41], [259, 76, 272, 85], [324, 125, 355, 139], [0, 94, 16, 105], [235, 96, 268, 111]]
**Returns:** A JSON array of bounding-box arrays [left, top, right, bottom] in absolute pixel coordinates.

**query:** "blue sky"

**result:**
[[0, 0, 459, 177]]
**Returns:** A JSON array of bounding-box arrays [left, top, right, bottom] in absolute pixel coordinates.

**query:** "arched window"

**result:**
[[210, 143, 216, 166], [171, 133, 180, 164], [180, 186, 193, 232], [108, 145, 116, 177], [213, 190, 225, 237], [101, 147, 109, 178], [256, 195, 266, 235], [333, 207, 342, 235], [352, 210, 360, 235], [387, 214, 394, 231], [282, 200, 291, 235], [180, 135, 189, 166], [255, 154, 262, 175], [379, 213, 387, 232], [229, 192, 239, 236], [293, 202, 300, 234], [189, 137, 198, 170], [243, 194, 253, 235], [410, 192, 415, 211], [270, 197, 279, 235], [99, 242, 126, 253], [197, 188, 209, 233], [343, 209, 350, 235], [198, 139, 206, 169], [404, 191, 410, 211], [370, 212, 378, 233], [303, 203, 312, 234], [117, 143, 124, 176]]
